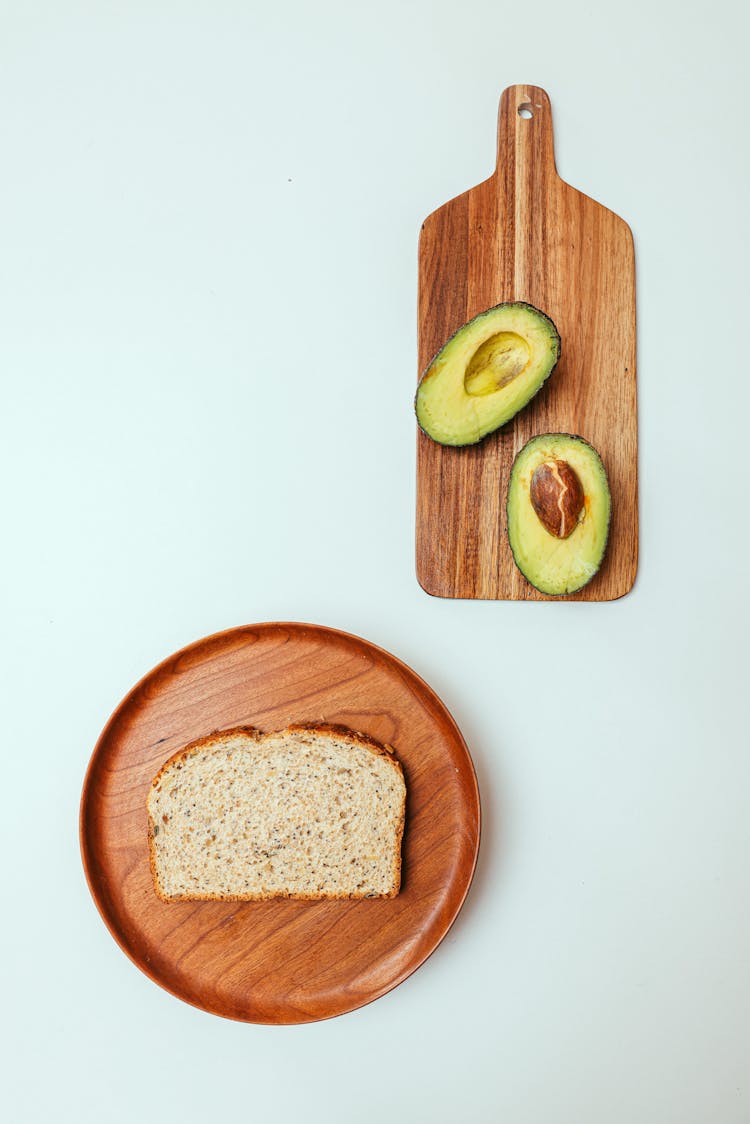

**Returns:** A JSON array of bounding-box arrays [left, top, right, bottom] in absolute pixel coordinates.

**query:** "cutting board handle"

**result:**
[[496, 84, 557, 178]]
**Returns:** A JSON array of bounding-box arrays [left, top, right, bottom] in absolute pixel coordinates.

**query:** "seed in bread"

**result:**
[[147, 724, 406, 901]]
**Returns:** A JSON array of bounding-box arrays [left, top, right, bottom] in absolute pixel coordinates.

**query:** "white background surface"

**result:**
[[3, 1, 749, 1121]]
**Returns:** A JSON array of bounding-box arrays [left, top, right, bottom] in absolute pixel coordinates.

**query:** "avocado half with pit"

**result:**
[[415, 302, 561, 446], [507, 433, 611, 596]]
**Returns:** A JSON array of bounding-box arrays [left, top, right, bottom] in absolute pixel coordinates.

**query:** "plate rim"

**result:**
[[79, 620, 482, 1024]]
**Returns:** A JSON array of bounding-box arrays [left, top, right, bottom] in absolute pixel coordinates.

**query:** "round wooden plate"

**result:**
[[80, 622, 480, 1024]]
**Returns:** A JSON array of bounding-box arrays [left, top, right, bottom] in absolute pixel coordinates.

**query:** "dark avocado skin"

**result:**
[[506, 433, 611, 597], [415, 302, 561, 447]]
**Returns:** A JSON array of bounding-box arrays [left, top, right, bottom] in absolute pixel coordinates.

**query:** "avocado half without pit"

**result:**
[[507, 433, 611, 596], [415, 302, 561, 446]]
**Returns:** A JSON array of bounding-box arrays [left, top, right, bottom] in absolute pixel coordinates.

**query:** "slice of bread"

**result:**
[[147, 724, 406, 901]]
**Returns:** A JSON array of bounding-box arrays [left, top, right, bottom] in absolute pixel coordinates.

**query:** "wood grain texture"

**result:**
[[416, 85, 637, 600], [80, 623, 480, 1024]]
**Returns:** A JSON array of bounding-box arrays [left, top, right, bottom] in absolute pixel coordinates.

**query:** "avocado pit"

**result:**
[[464, 331, 531, 396], [530, 459, 584, 539]]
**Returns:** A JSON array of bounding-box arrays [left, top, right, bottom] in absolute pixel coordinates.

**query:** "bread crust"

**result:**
[[147, 724, 405, 903]]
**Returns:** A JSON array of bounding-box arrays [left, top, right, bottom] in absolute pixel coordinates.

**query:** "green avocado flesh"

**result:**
[[415, 302, 561, 446], [507, 434, 611, 596]]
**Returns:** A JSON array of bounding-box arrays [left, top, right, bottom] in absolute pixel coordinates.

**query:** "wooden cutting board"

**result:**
[[416, 84, 637, 601]]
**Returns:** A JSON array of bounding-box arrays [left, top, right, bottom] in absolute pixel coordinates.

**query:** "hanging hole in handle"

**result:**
[[518, 103, 534, 119]]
